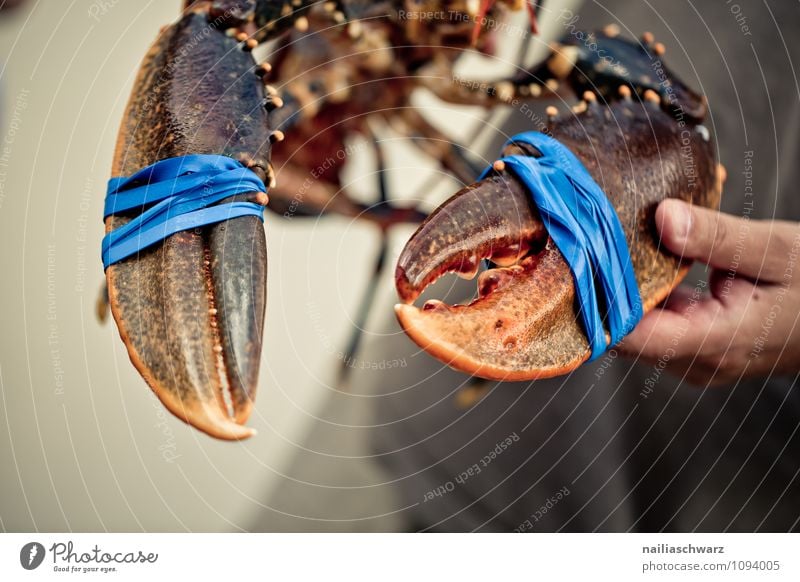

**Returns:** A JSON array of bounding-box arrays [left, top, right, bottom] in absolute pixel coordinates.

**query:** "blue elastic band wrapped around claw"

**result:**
[[101, 154, 267, 270], [479, 131, 643, 360]]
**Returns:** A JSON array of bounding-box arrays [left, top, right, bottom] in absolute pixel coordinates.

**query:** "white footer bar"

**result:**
[[1, 533, 797, 581]]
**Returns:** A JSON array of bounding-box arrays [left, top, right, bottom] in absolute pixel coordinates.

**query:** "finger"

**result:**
[[619, 296, 729, 360], [707, 267, 760, 309], [656, 199, 800, 282], [652, 357, 734, 388], [661, 284, 706, 315]]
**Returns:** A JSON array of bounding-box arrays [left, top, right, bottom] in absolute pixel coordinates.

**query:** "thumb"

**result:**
[[655, 199, 800, 281]]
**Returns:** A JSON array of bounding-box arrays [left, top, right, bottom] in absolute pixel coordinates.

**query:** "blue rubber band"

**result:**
[[101, 154, 267, 270], [479, 131, 643, 360]]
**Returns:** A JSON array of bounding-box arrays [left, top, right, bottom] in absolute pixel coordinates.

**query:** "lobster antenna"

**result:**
[[471, 0, 541, 46], [527, 1, 540, 35], [470, 0, 494, 46]]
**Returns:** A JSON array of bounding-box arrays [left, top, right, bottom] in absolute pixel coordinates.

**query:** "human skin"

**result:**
[[620, 199, 800, 386]]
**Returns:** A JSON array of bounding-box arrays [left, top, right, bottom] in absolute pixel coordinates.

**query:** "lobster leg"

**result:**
[[395, 93, 723, 381], [424, 27, 706, 124], [107, 7, 284, 439], [382, 108, 481, 186], [420, 57, 559, 108], [267, 161, 364, 218]]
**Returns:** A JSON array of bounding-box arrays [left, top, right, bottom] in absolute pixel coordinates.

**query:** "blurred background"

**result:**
[[1, 0, 798, 532]]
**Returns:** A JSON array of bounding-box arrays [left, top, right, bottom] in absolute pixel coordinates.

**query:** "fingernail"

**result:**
[[669, 201, 692, 243]]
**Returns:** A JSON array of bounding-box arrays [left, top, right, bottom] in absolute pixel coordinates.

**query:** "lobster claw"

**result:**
[[395, 171, 587, 380], [107, 11, 280, 440], [395, 98, 723, 381], [107, 215, 267, 440]]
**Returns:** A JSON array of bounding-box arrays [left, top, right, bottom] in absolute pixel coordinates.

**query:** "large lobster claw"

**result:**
[[395, 95, 724, 381], [106, 9, 282, 439]]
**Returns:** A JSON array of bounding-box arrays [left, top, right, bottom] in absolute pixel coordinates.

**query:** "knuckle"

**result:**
[[710, 213, 735, 262], [769, 221, 800, 279], [697, 350, 726, 371]]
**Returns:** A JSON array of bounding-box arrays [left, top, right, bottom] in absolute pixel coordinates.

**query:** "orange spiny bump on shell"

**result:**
[[254, 62, 271, 77], [654, 42, 666, 56], [255, 192, 269, 206], [267, 163, 277, 188], [270, 129, 285, 143], [236, 31, 249, 42], [642, 31, 655, 45], [644, 89, 661, 104], [619, 85, 632, 99], [546, 105, 558, 118], [572, 101, 588, 114], [246, 38, 258, 50], [545, 79, 559, 92], [493, 160, 506, 172], [347, 20, 363, 39], [495, 82, 514, 103], [583, 91, 597, 103], [603, 24, 620, 37], [295, 16, 309, 32]]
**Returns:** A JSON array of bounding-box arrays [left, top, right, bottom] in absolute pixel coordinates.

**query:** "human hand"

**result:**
[[620, 199, 800, 386]]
